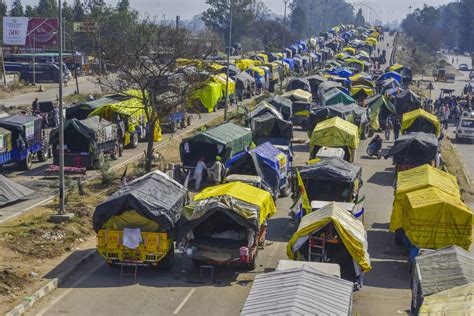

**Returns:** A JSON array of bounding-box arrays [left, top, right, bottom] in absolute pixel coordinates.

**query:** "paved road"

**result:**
[[0, 76, 103, 108], [25, 34, 414, 316]]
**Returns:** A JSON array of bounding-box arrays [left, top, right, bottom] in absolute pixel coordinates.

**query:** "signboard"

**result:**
[[3, 17, 28, 45], [73, 22, 98, 33], [3, 17, 58, 46]]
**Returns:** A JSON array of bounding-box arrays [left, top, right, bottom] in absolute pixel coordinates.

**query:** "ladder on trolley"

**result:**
[[308, 236, 326, 262]]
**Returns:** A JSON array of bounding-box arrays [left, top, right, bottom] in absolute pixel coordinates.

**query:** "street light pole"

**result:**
[[283, 0, 288, 50], [58, 0, 65, 214], [309, 3, 313, 38], [224, 0, 232, 122]]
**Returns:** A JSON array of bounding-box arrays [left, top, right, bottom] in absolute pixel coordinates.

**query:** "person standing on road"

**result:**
[[442, 104, 450, 129], [32, 98, 40, 114], [393, 116, 401, 140], [455, 105, 462, 127], [385, 116, 393, 141], [193, 157, 207, 191], [207, 156, 223, 184], [53, 106, 60, 127]]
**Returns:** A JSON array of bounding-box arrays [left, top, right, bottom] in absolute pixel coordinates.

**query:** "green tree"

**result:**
[[62, 1, 74, 22], [354, 8, 365, 26], [289, 5, 306, 36], [36, 0, 58, 17], [117, 0, 129, 12], [72, 0, 84, 21], [202, 0, 256, 42], [0, 0, 7, 16], [10, 0, 24, 17], [24, 5, 37, 16]]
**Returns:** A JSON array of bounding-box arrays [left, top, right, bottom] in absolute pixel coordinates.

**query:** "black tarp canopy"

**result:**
[[248, 102, 284, 122], [287, 78, 311, 94], [250, 112, 293, 145], [299, 158, 362, 183], [318, 81, 342, 98], [0, 175, 34, 206], [0, 114, 42, 147], [50, 117, 115, 148], [385, 132, 438, 165], [234, 71, 254, 90], [309, 104, 355, 133], [92, 171, 187, 235], [395, 89, 421, 115], [305, 75, 327, 96], [65, 97, 117, 120], [265, 95, 293, 120]]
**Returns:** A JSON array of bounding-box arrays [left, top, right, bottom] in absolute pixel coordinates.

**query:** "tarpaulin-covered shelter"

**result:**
[[390, 164, 460, 233], [401, 188, 472, 250], [190, 81, 222, 113], [211, 74, 236, 97], [50, 117, 117, 169], [322, 89, 356, 106], [177, 182, 276, 268], [385, 132, 438, 171], [318, 81, 343, 98], [93, 171, 187, 235], [250, 112, 293, 146], [350, 85, 375, 100], [180, 122, 252, 167], [287, 202, 371, 284], [0, 114, 43, 148], [282, 57, 294, 70], [401, 108, 441, 137], [412, 246, 474, 314], [235, 71, 256, 100], [66, 97, 118, 120], [298, 158, 362, 203], [395, 89, 421, 115], [247, 101, 283, 122], [226, 142, 289, 197], [379, 71, 402, 83], [241, 266, 354, 316], [388, 63, 413, 82], [380, 78, 403, 95], [310, 117, 359, 161], [419, 283, 474, 316], [265, 95, 293, 120], [304, 75, 327, 97], [287, 78, 311, 94], [281, 89, 312, 103], [0, 175, 34, 206], [235, 59, 256, 71], [308, 104, 356, 134], [366, 94, 396, 130]]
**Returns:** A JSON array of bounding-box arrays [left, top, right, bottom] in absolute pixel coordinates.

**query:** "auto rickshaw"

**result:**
[[177, 182, 277, 269], [287, 202, 371, 289], [93, 171, 188, 270], [309, 117, 359, 162]]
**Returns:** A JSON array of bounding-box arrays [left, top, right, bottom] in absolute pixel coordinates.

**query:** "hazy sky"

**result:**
[[21, 0, 454, 21]]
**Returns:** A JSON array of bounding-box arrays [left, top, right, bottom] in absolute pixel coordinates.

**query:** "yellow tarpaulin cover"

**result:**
[[236, 59, 256, 71], [369, 31, 380, 39], [193, 182, 277, 226], [88, 90, 162, 142], [281, 89, 312, 102], [176, 58, 204, 68], [390, 164, 460, 232], [366, 37, 378, 45], [419, 283, 474, 316], [287, 202, 372, 272], [401, 108, 441, 137], [402, 187, 472, 250], [309, 117, 359, 157], [190, 81, 222, 113], [349, 72, 371, 82], [209, 63, 224, 71], [351, 85, 375, 97], [294, 169, 311, 216], [248, 66, 266, 77], [358, 50, 370, 58], [102, 210, 160, 232], [335, 53, 349, 60], [389, 63, 404, 72], [257, 53, 269, 64], [211, 74, 236, 95], [343, 47, 356, 55]]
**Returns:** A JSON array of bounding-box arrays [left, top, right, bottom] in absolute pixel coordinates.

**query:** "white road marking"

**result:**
[[35, 262, 104, 316], [173, 288, 196, 315]]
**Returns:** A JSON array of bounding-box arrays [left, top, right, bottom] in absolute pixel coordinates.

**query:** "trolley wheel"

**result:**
[[18, 152, 33, 170]]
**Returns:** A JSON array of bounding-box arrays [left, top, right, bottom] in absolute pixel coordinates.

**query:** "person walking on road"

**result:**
[[385, 116, 393, 141], [393, 116, 401, 140], [441, 104, 450, 129], [193, 157, 207, 191], [32, 98, 40, 114]]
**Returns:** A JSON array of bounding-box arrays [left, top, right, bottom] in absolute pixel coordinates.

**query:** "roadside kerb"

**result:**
[[5, 249, 97, 316]]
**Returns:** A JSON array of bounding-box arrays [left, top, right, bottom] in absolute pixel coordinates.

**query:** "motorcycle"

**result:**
[[366, 143, 382, 159]]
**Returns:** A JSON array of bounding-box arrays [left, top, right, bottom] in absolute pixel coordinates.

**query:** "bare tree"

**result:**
[[98, 19, 218, 172]]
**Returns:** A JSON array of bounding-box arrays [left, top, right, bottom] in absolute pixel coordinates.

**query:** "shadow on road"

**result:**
[[44, 249, 94, 279], [367, 171, 394, 186]]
